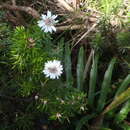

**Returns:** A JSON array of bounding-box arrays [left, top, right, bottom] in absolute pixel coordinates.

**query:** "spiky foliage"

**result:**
[[75, 55, 130, 130], [0, 0, 130, 129], [10, 26, 50, 77]]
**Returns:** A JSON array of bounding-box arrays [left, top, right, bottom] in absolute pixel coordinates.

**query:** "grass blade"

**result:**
[[64, 43, 73, 87], [115, 99, 130, 123], [88, 54, 99, 107], [115, 74, 130, 97], [76, 114, 96, 130], [77, 47, 84, 90], [119, 123, 130, 130], [100, 128, 112, 130], [97, 58, 116, 112], [103, 87, 130, 114]]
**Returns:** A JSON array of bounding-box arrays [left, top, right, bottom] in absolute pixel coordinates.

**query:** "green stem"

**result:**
[[41, 79, 49, 87]]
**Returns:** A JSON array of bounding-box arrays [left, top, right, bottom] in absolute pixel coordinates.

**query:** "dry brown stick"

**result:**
[[56, 0, 87, 20], [6, 11, 22, 25], [56, 0, 74, 12], [73, 22, 98, 48], [10, 0, 26, 25], [11, 0, 16, 5], [0, 4, 40, 19], [72, 0, 77, 9], [56, 24, 87, 31]]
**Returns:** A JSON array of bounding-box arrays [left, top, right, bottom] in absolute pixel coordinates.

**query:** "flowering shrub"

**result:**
[[8, 11, 88, 123], [0, 3, 130, 129], [37, 83, 87, 122]]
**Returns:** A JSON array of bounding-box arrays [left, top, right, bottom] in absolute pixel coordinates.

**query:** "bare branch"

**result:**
[[11, 0, 16, 5], [56, 0, 74, 12], [74, 22, 98, 47], [0, 4, 40, 19], [56, 24, 86, 31]]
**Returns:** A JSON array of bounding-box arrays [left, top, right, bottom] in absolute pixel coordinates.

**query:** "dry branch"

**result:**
[[74, 22, 98, 47], [0, 4, 40, 19], [6, 11, 24, 25], [11, 0, 16, 5], [56, 0, 74, 12], [56, 24, 86, 31]]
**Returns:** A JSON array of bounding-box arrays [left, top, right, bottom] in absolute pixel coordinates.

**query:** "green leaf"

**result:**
[[77, 47, 84, 90], [103, 87, 130, 114], [115, 99, 130, 123], [100, 128, 112, 130], [120, 123, 130, 130], [76, 114, 96, 130], [88, 54, 99, 107], [115, 74, 130, 97], [64, 43, 73, 87], [97, 58, 116, 112]]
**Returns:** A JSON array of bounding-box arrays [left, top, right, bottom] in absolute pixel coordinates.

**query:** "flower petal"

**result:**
[[52, 15, 57, 19], [47, 10, 52, 17], [41, 15, 47, 20], [51, 26, 56, 32]]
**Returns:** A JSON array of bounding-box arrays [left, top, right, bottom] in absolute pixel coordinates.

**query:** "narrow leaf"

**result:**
[[77, 47, 84, 90], [115, 74, 130, 97], [65, 43, 73, 87], [119, 123, 130, 130], [115, 99, 130, 123], [103, 87, 130, 114], [100, 128, 112, 130], [88, 54, 99, 107], [97, 58, 116, 112], [76, 114, 96, 130]]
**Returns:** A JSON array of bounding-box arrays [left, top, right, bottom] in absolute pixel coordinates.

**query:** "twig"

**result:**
[[73, 22, 98, 48], [72, 0, 77, 9], [0, 4, 40, 19], [10, 0, 26, 25], [6, 11, 23, 25], [56, 24, 87, 31], [56, 0, 74, 12], [11, 0, 16, 5]]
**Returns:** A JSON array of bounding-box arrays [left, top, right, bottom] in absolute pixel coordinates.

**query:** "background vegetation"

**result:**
[[0, 0, 130, 130]]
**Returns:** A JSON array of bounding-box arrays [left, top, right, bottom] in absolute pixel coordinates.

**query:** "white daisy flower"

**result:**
[[38, 11, 58, 33], [43, 60, 63, 79]]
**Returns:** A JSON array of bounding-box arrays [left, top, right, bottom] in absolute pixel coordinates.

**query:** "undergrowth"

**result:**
[[0, 0, 130, 130]]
